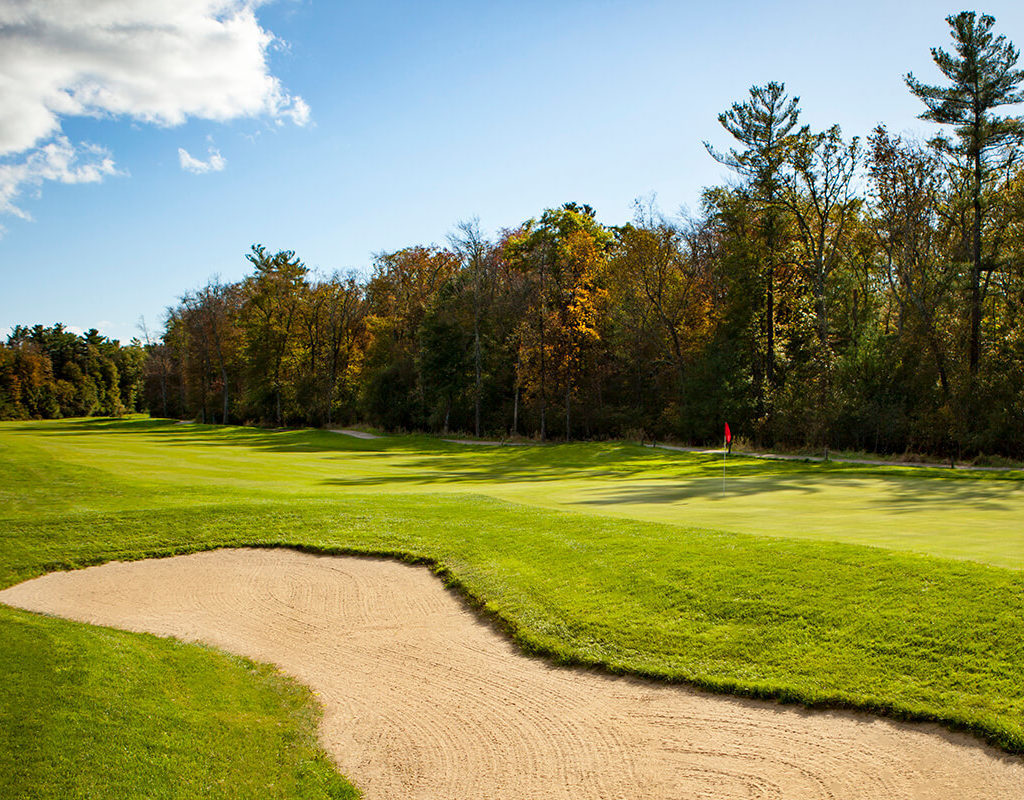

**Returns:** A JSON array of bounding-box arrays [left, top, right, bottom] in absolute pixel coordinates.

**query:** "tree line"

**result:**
[[6, 11, 1024, 458], [0, 324, 146, 419]]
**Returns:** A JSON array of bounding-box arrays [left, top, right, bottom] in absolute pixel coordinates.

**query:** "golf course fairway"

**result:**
[[2, 416, 1023, 798]]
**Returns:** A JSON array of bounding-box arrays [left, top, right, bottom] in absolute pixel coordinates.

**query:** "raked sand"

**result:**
[[2, 548, 1022, 799]]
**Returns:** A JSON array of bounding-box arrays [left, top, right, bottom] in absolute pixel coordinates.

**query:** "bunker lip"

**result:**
[[3, 548, 1022, 800]]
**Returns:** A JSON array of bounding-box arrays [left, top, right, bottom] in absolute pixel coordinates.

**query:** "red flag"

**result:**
[[724, 422, 732, 444]]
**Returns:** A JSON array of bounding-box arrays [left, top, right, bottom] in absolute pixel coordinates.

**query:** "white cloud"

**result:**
[[179, 146, 227, 174], [0, 136, 119, 219], [280, 96, 311, 127], [0, 1, 308, 220]]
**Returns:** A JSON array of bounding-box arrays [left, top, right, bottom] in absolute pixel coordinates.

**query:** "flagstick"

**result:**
[[722, 440, 726, 494]]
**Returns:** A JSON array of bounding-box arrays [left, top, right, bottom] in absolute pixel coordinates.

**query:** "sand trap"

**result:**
[[329, 429, 380, 439], [2, 549, 1022, 799]]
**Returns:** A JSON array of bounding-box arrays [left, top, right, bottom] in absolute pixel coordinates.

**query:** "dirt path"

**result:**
[[3, 549, 1022, 799]]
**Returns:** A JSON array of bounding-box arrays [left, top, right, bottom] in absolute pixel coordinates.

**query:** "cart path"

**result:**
[[3, 548, 1022, 800]]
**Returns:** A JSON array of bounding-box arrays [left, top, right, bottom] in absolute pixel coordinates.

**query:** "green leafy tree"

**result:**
[[449, 218, 491, 438], [1, 325, 140, 420], [506, 204, 612, 439], [360, 246, 459, 429], [607, 199, 714, 436], [310, 274, 365, 426], [866, 126, 960, 401], [776, 125, 862, 449], [781, 125, 861, 350], [418, 281, 472, 432], [241, 245, 309, 425]]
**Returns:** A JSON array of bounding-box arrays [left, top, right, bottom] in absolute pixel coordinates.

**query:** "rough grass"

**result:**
[[0, 604, 358, 800], [1, 416, 1023, 799]]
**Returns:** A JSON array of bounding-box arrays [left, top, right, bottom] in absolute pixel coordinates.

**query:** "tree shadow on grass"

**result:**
[[570, 478, 822, 506], [8, 417, 395, 455], [318, 450, 1024, 507], [13, 417, 731, 481], [568, 472, 1021, 513], [11, 419, 1024, 506]]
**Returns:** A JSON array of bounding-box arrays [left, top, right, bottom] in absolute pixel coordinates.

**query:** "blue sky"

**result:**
[[2, 0, 1024, 343]]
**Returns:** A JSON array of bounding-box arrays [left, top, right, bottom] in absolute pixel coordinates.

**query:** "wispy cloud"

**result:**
[[0, 0, 308, 221], [178, 146, 227, 175], [0, 136, 119, 219]]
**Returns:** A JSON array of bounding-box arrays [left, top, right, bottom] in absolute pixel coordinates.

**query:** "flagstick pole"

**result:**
[[722, 440, 726, 494]]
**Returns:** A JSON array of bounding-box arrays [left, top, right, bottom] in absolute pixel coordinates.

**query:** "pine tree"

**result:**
[[705, 82, 801, 395], [905, 11, 1024, 374]]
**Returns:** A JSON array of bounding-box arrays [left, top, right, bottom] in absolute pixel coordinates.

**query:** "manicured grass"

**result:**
[[2, 415, 1023, 798], [7, 416, 1022, 567], [0, 605, 358, 800]]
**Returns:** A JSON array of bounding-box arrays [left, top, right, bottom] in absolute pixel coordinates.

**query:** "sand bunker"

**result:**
[[2, 548, 1022, 799], [329, 429, 380, 439]]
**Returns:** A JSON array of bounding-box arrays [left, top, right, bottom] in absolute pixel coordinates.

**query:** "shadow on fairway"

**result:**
[[318, 446, 1024, 504], [10, 417, 393, 454], [14, 418, 1024, 504], [13, 418, 712, 482], [568, 472, 1021, 512], [570, 478, 823, 505]]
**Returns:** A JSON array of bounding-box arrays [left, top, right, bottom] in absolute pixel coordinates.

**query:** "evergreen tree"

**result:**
[[705, 82, 802, 408], [906, 11, 1024, 374]]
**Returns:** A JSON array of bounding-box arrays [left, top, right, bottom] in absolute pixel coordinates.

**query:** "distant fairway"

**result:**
[[2, 416, 1023, 797], [6, 416, 1021, 567]]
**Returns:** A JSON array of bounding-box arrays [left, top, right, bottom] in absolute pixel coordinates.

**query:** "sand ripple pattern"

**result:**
[[2, 548, 1023, 799]]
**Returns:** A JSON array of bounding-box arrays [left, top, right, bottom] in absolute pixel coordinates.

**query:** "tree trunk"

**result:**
[[765, 206, 778, 388], [814, 276, 828, 347], [473, 257, 482, 438], [178, 367, 185, 418], [969, 144, 983, 375], [513, 383, 519, 436], [474, 327, 481, 438], [221, 365, 229, 425], [512, 348, 521, 436], [565, 370, 571, 442], [539, 260, 547, 442], [766, 262, 775, 385], [159, 366, 167, 418], [326, 366, 335, 426]]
